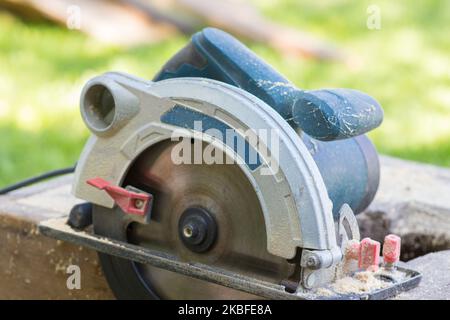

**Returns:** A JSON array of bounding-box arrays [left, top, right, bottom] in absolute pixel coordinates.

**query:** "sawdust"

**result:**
[[331, 271, 390, 294], [255, 79, 295, 90], [28, 224, 39, 236], [315, 287, 334, 297]]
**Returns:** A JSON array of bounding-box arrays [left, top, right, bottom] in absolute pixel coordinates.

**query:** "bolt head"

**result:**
[[306, 255, 321, 269], [134, 199, 145, 209]]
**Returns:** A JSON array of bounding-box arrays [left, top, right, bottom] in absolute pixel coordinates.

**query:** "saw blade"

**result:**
[[94, 139, 295, 299]]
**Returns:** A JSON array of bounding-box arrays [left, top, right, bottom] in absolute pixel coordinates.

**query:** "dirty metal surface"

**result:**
[[40, 217, 298, 300], [39, 217, 421, 300]]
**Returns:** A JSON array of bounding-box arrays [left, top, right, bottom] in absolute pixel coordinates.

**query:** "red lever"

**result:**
[[87, 177, 151, 216], [359, 238, 380, 271], [345, 239, 361, 260], [383, 234, 401, 266]]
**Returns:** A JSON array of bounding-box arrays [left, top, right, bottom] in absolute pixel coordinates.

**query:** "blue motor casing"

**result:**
[[153, 28, 382, 217]]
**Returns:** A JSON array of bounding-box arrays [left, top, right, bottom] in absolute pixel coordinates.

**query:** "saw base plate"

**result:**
[[39, 217, 421, 300]]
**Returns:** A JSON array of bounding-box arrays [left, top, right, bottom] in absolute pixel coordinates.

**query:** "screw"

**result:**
[[306, 256, 320, 268], [134, 199, 145, 209]]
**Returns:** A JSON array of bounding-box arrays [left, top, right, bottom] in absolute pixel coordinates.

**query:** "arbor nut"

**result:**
[[382, 234, 401, 268], [178, 207, 217, 253]]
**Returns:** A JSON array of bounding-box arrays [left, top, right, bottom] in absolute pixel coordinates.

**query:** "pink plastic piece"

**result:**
[[345, 240, 361, 260], [359, 238, 380, 271], [87, 177, 151, 216], [383, 234, 401, 265]]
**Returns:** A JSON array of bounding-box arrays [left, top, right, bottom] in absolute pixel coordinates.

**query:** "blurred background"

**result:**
[[0, 0, 449, 186]]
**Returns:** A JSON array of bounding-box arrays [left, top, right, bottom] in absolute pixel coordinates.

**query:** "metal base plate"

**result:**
[[39, 217, 421, 300]]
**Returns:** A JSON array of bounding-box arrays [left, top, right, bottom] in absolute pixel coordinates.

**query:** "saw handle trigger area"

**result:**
[[86, 177, 152, 217], [153, 27, 383, 141], [292, 88, 384, 141]]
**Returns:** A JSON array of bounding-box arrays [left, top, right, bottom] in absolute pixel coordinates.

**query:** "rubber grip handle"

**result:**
[[154, 28, 383, 141], [292, 88, 383, 141]]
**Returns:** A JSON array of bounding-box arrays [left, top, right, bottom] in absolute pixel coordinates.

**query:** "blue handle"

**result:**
[[154, 28, 383, 141], [154, 27, 382, 216], [293, 88, 383, 140]]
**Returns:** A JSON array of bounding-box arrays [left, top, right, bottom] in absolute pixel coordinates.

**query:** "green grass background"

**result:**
[[0, 0, 449, 186]]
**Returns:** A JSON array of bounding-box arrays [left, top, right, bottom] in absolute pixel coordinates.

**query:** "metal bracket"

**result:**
[[300, 204, 360, 289], [87, 177, 152, 217], [337, 203, 360, 249], [301, 248, 343, 270], [300, 247, 343, 289]]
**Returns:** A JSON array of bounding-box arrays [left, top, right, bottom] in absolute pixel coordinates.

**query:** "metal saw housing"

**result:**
[[48, 28, 422, 298], [74, 73, 343, 278]]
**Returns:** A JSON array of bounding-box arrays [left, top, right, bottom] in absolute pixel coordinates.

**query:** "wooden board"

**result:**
[[0, 176, 113, 299]]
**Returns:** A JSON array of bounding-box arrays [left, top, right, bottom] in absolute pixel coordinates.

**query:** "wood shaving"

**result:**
[[315, 288, 334, 297], [331, 271, 390, 294]]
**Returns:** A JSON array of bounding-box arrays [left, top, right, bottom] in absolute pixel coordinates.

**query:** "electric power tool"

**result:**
[[40, 28, 421, 299]]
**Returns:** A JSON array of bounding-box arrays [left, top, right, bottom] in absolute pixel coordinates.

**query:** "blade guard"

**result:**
[[72, 72, 340, 265]]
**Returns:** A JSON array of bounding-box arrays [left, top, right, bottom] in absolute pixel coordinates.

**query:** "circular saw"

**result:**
[[39, 28, 421, 299]]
